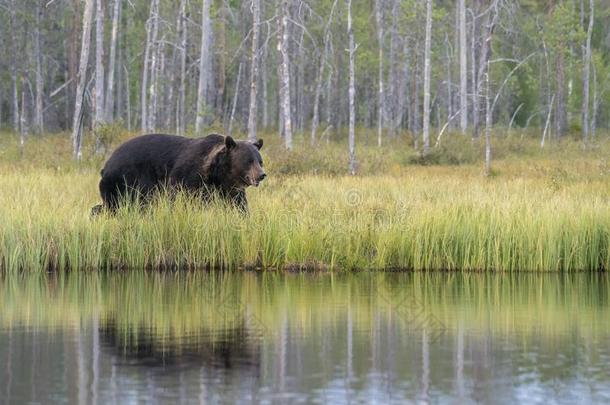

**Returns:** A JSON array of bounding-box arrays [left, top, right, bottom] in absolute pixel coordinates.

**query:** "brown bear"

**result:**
[[92, 133, 265, 214]]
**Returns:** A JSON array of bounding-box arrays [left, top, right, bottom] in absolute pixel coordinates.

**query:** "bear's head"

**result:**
[[224, 136, 266, 188]]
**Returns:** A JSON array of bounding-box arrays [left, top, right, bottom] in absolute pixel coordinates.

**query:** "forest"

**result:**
[[0, 0, 608, 161]]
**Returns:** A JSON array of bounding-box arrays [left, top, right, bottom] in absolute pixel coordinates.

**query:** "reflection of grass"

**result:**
[[1, 272, 609, 341], [1, 132, 609, 271]]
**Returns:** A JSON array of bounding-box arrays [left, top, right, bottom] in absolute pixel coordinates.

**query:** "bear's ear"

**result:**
[[253, 139, 263, 150], [225, 136, 237, 150]]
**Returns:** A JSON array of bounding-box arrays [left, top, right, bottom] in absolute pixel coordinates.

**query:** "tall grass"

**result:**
[[0, 131, 609, 271]]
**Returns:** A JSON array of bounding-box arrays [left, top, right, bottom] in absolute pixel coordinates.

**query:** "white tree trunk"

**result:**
[[20, 76, 28, 157], [95, 0, 105, 127], [459, 0, 467, 133], [34, 1, 44, 134], [149, 35, 161, 131], [72, 0, 95, 160], [278, 0, 293, 150], [9, 0, 20, 133], [105, 0, 121, 122], [582, 0, 593, 144], [375, 0, 384, 147], [422, 0, 432, 155], [541, 94, 555, 149], [347, 0, 356, 174], [485, 60, 491, 176], [177, 0, 188, 134], [590, 63, 598, 140], [141, 26, 150, 131], [141, 0, 159, 132], [386, 0, 398, 138], [228, 62, 243, 136], [470, 9, 478, 139], [247, 0, 261, 141], [124, 64, 131, 130], [262, 38, 269, 129], [311, 0, 337, 145], [195, 0, 212, 133]]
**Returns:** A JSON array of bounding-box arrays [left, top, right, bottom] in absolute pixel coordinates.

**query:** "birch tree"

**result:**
[[105, 0, 121, 122], [34, 0, 44, 134], [247, 0, 261, 141], [141, 0, 159, 132], [422, 0, 433, 156], [485, 58, 492, 175], [278, 0, 293, 150], [195, 0, 212, 133], [177, 0, 188, 134], [311, 0, 337, 145], [72, 0, 95, 161], [347, 0, 356, 174], [459, 0, 468, 133], [375, 0, 385, 147], [8, 0, 20, 133], [95, 0, 105, 126], [582, 0, 593, 144]]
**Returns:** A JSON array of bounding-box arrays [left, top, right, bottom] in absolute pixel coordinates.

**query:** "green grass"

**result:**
[[0, 129, 609, 271]]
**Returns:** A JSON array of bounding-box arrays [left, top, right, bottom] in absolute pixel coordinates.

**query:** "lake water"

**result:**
[[0, 271, 609, 404]]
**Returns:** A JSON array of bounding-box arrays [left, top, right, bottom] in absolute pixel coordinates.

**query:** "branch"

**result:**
[[435, 108, 462, 148], [491, 52, 536, 114]]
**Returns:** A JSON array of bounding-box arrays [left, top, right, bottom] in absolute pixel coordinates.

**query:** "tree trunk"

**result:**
[[195, 0, 212, 133], [177, 0, 188, 134], [347, 0, 356, 175], [228, 62, 243, 136], [149, 36, 162, 131], [72, 0, 95, 161], [296, 28, 306, 132], [555, 52, 567, 137], [9, 0, 21, 133], [375, 0, 384, 147], [278, 0, 293, 150], [582, 0, 593, 144], [105, 0, 121, 122], [262, 35, 269, 130], [470, 8, 478, 139], [311, 0, 337, 145], [95, 0, 105, 127], [34, 0, 44, 134], [215, 0, 226, 118], [20, 76, 28, 157], [473, 4, 498, 140], [484, 59, 491, 176], [459, 0, 468, 133], [590, 63, 598, 140], [444, 33, 453, 130], [422, 0, 432, 155], [387, 0, 398, 138], [141, 0, 159, 132], [247, 0, 261, 141], [124, 64, 131, 130]]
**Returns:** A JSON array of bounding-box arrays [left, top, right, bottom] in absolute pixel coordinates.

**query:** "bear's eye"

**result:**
[[259, 160, 264, 167]]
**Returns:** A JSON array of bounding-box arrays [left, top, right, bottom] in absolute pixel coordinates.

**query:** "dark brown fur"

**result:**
[[94, 133, 264, 214]]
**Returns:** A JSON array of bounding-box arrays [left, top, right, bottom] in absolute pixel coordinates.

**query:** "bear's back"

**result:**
[[102, 134, 193, 178]]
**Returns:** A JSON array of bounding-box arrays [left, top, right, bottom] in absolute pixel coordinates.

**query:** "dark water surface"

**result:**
[[0, 271, 609, 404]]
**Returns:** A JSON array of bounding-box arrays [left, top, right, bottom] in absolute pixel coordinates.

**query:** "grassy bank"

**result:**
[[0, 130, 609, 271]]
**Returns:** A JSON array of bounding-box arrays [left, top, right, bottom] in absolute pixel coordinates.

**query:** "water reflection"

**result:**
[[0, 272, 609, 404]]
